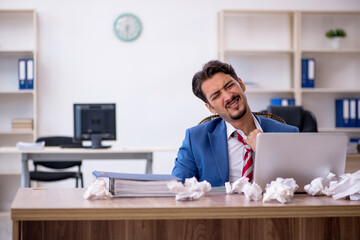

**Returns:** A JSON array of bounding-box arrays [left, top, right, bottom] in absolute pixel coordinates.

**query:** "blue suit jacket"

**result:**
[[172, 115, 299, 187]]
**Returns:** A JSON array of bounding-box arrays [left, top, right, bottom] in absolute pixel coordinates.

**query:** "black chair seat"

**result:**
[[30, 171, 82, 182]]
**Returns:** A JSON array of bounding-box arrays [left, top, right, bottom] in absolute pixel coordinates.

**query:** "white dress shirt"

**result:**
[[226, 115, 263, 183]]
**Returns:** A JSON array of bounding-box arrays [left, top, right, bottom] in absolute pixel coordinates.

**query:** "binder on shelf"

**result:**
[[270, 98, 295, 106], [26, 58, 34, 89], [301, 59, 308, 88], [357, 99, 360, 127], [349, 98, 357, 127], [335, 99, 349, 127], [301, 58, 315, 88], [18, 59, 27, 90]]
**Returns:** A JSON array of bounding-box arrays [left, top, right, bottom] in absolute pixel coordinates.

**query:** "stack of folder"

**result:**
[[12, 118, 33, 131], [18, 58, 34, 90], [335, 98, 360, 127], [93, 171, 180, 197]]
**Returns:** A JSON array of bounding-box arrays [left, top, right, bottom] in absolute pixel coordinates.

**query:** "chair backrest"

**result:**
[[37, 136, 75, 146], [266, 106, 318, 132], [198, 112, 285, 125], [35, 136, 81, 169]]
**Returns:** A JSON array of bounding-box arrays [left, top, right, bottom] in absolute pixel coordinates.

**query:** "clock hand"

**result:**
[[126, 25, 129, 38]]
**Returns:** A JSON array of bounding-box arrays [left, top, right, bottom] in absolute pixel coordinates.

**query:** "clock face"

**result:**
[[114, 13, 142, 42]]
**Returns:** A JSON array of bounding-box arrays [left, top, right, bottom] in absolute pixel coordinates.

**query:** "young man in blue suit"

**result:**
[[172, 60, 298, 187]]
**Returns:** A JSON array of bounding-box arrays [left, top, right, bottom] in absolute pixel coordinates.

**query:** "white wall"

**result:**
[[1, 0, 360, 187]]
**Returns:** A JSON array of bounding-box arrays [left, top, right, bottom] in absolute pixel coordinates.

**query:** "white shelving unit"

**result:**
[[0, 10, 37, 144], [218, 10, 360, 136], [0, 9, 37, 211], [218, 10, 297, 113], [299, 11, 360, 136]]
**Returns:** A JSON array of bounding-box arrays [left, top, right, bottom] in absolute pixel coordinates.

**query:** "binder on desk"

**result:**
[[26, 59, 34, 89], [336, 99, 349, 127], [301, 58, 315, 88], [93, 171, 180, 197], [18, 59, 27, 89]]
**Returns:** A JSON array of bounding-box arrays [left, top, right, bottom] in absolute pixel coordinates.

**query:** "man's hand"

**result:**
[[246, 129, 263, 152]]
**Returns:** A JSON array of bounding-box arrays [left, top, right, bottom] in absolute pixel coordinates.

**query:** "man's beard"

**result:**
[[230, 107, 247, 120], [225, 95, 247, 120]]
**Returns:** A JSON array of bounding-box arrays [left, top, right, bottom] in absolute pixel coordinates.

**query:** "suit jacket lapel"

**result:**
[[254, 114, 268, 131], [207, 119, 229, 183]]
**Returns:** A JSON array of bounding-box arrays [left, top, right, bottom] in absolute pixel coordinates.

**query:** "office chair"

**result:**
[[199, 112, 286, 125], [30, 136, 84, 187], [265, 106, 318, 132]]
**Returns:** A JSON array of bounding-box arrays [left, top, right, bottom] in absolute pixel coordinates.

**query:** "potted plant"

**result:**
[[325, 29, 347, 49]]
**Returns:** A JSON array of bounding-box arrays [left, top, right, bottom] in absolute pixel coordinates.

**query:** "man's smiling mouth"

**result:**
[[226, 96, 240, 109]]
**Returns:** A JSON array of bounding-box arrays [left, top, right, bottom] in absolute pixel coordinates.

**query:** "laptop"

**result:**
[[253, 133, 347, 192]]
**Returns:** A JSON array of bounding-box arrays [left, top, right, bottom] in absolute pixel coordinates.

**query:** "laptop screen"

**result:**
[[253, 133, 347, 192]]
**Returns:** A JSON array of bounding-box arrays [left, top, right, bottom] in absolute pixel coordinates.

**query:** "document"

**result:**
[[93, 171, 180, 197]]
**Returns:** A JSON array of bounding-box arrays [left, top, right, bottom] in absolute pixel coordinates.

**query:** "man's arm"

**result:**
[[172, 129, 199, 182]]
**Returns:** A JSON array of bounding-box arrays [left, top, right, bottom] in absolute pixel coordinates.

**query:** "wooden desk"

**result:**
[[346, 154, 360, 173], [11, 188, 360, 240], [0, 147, 173, 188]]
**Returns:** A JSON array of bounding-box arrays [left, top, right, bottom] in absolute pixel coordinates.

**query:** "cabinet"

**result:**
[[0, 10, 37, 211], [218, 10, 360, 136]]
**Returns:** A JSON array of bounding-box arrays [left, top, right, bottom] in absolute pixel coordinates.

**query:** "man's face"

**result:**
[[201, 72, 248, 122]]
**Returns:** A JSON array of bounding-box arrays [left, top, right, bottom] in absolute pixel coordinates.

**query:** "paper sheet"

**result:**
[[16, 141, 45, 150]]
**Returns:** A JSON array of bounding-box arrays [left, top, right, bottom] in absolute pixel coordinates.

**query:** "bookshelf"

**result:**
[[299, 11, 360, 134], [218, 10, 360, 136], [0, 9, 37, 211], [0, 10, 37, 145]]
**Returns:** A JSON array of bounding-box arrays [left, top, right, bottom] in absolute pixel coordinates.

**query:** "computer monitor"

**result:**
[[73, 103, 116, 149]]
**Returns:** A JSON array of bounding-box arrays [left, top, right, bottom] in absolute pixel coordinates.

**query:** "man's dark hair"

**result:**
[[192, 60, 239, 103]]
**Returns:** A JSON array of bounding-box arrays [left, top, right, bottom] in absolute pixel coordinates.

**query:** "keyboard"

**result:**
[[60, 144, 83, 148]]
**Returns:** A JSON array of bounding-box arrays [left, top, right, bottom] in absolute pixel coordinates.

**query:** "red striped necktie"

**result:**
[[232, 132, 254, 182]]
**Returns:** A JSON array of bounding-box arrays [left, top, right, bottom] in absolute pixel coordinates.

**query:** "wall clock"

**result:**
[[114, 13, 142, 42]]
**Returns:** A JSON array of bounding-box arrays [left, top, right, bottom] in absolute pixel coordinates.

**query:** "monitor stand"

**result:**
[[86, 134, 111, 149]]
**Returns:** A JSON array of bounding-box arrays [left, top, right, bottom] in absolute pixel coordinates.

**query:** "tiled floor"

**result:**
[[0, 212, 11, 240]]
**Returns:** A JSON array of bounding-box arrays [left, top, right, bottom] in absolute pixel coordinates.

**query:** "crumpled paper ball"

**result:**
[[304, 171, 360, 201], [167, 177, 211, 201], [225, 176, 249, 194], [243, 182, 263, 201], [331, 171, 360, 200], [225, 177, 263, 201], [304, 172, 337, 196], [263, 178, 298, 204], [83, 177, 112, 200]]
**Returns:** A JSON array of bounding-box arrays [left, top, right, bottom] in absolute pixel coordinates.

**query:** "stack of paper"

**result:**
[[16, 141, 45, 150], [12, 118, 33, 131], [93, 171, 180, 197]]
